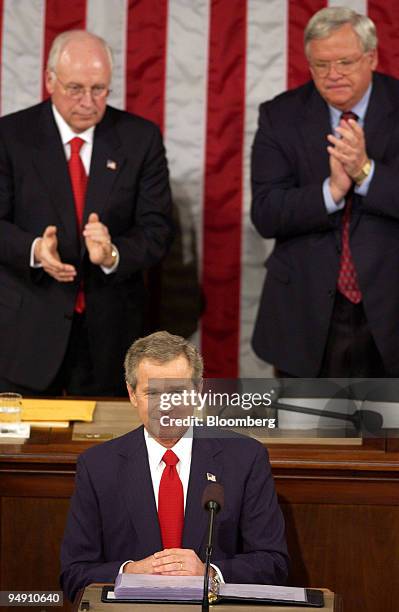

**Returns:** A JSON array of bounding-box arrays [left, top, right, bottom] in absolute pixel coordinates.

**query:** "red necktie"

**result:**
[[158, 450, 184, 549], [68, 137, 87, 313], [68, 137, 87, 228], [336, 111, 362, 304]]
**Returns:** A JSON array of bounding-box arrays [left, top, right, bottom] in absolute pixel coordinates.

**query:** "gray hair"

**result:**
[[124, 331, 204, 389], [46, 30, 113, 74], [304, 7, 377, 57]]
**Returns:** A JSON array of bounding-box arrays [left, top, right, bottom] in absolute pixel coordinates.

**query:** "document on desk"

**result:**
[[220, 583, 306, 602], [113, 574, 306, 603], [114, 574, 203, 600]]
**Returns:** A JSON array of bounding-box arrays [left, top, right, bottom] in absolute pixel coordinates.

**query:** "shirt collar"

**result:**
[[328, 82, 373, 128], [144, 426, 193, 471], [51, 103, 95, 145]]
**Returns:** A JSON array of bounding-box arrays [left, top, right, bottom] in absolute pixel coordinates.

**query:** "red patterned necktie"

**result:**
[[68, 137, 87, 313], [336, 111, 362, 304], [158, 450, 184, 549]]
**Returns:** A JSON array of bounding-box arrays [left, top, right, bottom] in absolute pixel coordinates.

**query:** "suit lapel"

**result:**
[[299, 85, 331, 181], [182, 434, 223, 556], [364, 73, 395, 161], [299, 77, 395, 241], [118, 428, 224, 557], [83, 108, 126, 226], [351, 74, 395, 235], [298, 86, 343, 261], [31, 103, 126, 256], [299, 76, 394, 179], [118, 427, 163, 555], [32, 101, 78, 247]]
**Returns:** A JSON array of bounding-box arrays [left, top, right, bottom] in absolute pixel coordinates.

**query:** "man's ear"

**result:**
[[126, 382, 137, 406], [45, 69, 56, 96], [194, 378, 203, 394], [370, 48, 378, 71]]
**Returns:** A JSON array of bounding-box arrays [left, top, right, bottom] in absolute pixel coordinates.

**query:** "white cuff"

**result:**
[[323, 178, 345, 214], [30, 238, 43, 268], [119, 560, 134, 574]]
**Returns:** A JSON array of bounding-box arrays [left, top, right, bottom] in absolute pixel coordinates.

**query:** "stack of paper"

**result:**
[[220, 583, 306, 602], [114, 574, 204, 601], [113, 574, 308, 605]]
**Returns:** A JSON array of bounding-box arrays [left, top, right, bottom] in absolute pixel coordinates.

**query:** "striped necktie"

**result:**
[[336, 111, 362, 304]]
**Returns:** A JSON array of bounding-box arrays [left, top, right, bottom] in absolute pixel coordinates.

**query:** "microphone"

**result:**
[[201, 483, 224, 611], [202, 482, 224, 513]]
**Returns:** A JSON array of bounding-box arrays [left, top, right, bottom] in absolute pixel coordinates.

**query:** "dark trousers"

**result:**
[[318, 293, 386, 377], [278, 293, 387, 378], [0, 313, 127, 397]]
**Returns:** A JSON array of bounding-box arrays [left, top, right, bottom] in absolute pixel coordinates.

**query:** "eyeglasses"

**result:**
[[53, 73, 111, 99], [309, 54, 366, 78]]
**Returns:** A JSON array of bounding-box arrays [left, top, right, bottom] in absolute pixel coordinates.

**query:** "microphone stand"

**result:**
[[202, 500, 218, 612], [272, 401, 383, 433]]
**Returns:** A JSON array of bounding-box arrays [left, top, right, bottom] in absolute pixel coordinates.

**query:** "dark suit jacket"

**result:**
[[251, 72, 399, 376], [0, 100, 173, 391], [60, 426, 289, 602]]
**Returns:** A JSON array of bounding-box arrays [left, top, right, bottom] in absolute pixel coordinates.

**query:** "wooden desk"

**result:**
[[0, 402, 398, 612], [73, 584, 342, 612]]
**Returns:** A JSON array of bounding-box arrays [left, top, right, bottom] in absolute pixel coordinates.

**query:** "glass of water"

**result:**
[[0, 392, 22, 423]]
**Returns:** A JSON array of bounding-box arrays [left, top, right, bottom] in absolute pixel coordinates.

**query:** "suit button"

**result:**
[[328, 289, 335, 298]]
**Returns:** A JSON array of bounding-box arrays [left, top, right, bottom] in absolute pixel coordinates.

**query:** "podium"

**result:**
[[73, 584, 342, 611]]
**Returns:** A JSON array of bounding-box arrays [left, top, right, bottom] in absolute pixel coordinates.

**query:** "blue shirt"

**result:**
[[323, 83, 375, 214]]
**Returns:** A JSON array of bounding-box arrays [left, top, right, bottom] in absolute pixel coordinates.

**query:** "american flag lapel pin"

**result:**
[[106, 159, 117, 170], [206, 472, 216, 482]]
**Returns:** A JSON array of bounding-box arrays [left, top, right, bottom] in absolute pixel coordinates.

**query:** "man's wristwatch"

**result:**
[[104, 243, 118, 268], [110, 244, 118, 263], [353, 159, 372, 185]]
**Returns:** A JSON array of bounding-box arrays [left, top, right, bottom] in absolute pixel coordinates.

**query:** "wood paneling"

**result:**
[[1, 497, 70, 588], [0, 496, 72, 612], [282, 504, 399, 612]]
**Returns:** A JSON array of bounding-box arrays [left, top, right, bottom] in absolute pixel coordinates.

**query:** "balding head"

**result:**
[[45, 30, 112, 133], [47, 30, 113, 74]]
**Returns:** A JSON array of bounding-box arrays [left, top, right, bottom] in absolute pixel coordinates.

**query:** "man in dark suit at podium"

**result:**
[[60, 331, 288, 602], [0, 30, 173, 396]]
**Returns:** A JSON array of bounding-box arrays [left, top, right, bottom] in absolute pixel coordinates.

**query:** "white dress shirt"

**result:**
[[51, 103, 95, 173], [144, 427, 193, 509]]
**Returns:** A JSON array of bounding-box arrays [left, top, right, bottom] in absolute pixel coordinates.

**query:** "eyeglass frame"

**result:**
[[51, 72, 112, 100], [308, 52, 369, 78]]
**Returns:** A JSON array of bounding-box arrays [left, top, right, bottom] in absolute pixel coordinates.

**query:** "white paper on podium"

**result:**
[[112, 574, 307, 603], [220, 583, 306, 602], [114, 574, 203, 600]]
